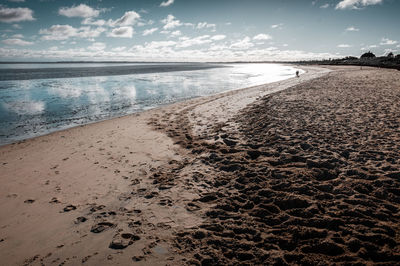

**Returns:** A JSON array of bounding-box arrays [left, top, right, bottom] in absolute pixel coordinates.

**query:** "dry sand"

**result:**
[[1, 65, 400, 265]]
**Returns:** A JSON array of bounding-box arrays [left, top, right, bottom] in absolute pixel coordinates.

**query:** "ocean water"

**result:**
[[0, 63, 301, 145]]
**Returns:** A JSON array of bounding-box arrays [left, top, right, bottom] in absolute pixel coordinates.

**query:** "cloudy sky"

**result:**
[[0, 0, 399, 62]]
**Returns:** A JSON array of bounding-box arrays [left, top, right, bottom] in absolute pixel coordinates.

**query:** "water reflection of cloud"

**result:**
[[117, 86, 137, 99], [47, 80, 84, 98], [3, 100, 45, 115], [87, 83, 110, 116]]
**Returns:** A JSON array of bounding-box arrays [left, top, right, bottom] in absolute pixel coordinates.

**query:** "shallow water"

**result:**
[[0, 63, 301, 145], [0, 63, 221, 81]]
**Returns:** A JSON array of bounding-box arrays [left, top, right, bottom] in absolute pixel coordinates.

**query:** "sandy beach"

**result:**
[[2, 65, 400, 265]]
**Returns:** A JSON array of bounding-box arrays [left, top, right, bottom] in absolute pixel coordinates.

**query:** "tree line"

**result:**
[[295, 51, 400, 70]]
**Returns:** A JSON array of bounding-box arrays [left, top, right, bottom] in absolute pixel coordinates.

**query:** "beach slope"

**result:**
[[3, 66, 400, 265]]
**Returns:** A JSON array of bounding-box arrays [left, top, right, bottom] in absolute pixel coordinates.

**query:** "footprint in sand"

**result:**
[[90, 222, 115, 233], [89, 204, 106, 213], [131, 178, 140, 185], [144, 191, 159, 199], [109, 233, 140, 250], [24, 199, 35, 204], [158, 198, 173, 206], [75, 217, 87, 224], [156, 222, 172, 230], [49, 197, 61, 204], [132, 256, 144, 262], [128, 220, 142, 228], [186, 202, 201, 212], [62, 205, 77, 212]]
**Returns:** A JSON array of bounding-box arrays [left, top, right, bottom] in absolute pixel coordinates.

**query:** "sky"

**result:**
[[0, 0, 399, 62]]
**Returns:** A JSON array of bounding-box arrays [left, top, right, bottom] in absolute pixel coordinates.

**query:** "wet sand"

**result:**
[[2, 66, 400, 265]]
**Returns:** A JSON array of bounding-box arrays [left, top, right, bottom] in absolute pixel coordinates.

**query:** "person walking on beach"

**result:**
[[296, 70, 300, 77]]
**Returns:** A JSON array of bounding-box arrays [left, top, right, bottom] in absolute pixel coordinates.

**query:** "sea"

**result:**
[[0, 63, 302, 145]]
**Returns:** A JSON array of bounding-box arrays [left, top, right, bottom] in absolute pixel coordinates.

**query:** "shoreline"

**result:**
[[0, 65, 342, 265], [0, 63, 304, 147]]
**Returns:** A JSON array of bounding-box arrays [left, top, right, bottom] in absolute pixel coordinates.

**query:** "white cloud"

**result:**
[[362, 44, 378, 50], [211, 35, 226, 41], [0, 45, 339, 62], [346, 26, 359, 31], [143, 27, 158, 36], [138, 41, 177, 50], [39, 25, 75, 40], [39, 25, 106, 40], [161, 14, 181, 30], [160, 0, 174, 7], [208, 43, 229, 51], [75, 27, 105, 39], [59, 4, 100, 18], [271, 23, 283, 29], [338, 44, 352, 48], [0, 7, 35, 23], [320, 4, 330, 8], [82, 18, 106, 26], [230, 37, 254, 50], [2, 38, 33, 46], [107, 11, 140, 27], [384, 48, 396, 53], [177, 35, 212, 48], [253, 34, 272, 40], [7, 0, 25, 2], [112, 46, 126, 52], [197, 22, 216, 31], [107, 26, 134, 38], [151, 41, 177, 48], [171, 30, 181, 37], [336, 0, 383, 10], [380, 38, 397, 45], [11, 33, 23, 38], [12, 24, 21, 29], [88, 42, 106, 51]]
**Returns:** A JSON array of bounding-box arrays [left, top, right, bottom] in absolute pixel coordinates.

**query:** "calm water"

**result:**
[[0, 63, 301, 145]]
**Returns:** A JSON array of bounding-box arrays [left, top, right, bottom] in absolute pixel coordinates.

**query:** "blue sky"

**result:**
[[0, 0, 399, 61]]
